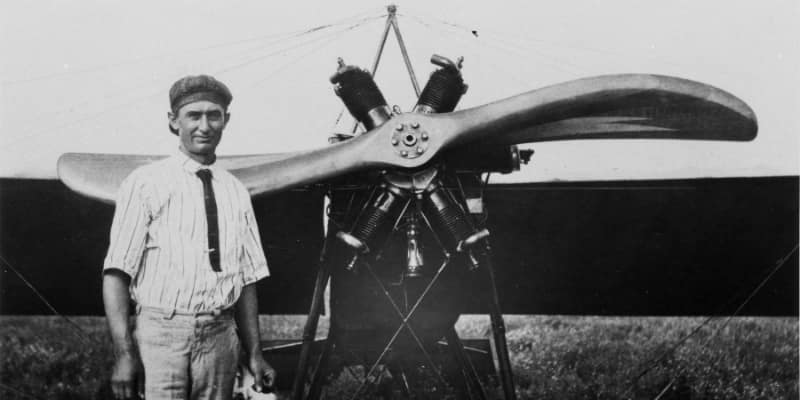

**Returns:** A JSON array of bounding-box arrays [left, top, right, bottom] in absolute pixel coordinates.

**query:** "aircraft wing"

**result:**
[[1, 176, 795, 316]]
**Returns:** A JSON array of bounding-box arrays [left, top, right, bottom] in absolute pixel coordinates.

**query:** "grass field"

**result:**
[[0, 315, 797, 399]]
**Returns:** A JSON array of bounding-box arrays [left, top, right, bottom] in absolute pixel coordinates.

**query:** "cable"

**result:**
[[7, 32, 319, 128], [402, 6, 755, 84], [2, 7, 385, 86], [3, 17, 385, 159], [232, 15, 383, 148], [244, 16, 382, 88], [0, 254, 101, 347], [650, 243, 798, 399], [622, 243, 799, 398], [3, 14, 386, 150], [0, 383, 46, 400], [3, 31, 295, 86], [399, 14, 535, 88], [404, 12, 588, 77], [217, 14, 383, 76], [479, 32, 589, 76]]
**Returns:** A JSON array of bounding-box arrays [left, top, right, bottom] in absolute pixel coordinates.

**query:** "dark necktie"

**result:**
[[196, 169, 221, 272]]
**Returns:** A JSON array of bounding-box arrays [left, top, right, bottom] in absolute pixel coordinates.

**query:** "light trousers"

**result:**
[[135, 309, 240, 400]]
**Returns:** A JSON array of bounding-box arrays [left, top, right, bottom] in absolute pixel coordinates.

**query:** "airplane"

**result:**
[[1, 4, 797, 399]]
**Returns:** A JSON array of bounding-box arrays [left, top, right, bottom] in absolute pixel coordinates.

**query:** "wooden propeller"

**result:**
[[58, 74, 757, 203]]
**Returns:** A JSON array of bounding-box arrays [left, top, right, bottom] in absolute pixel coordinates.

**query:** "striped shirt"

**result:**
[[103, 150, 269, 312]]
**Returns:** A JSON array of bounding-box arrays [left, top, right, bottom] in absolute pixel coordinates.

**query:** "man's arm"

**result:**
[[103, 270, 143, 399], [235, 283, 276, 392], [101, 171, 149, 399]]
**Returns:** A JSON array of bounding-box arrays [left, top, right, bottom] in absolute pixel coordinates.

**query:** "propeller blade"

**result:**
[[442, 74, 757, 147], [230, 131, 395, 196], [57, 127, 407, 202], [58, 152, 299, 204]]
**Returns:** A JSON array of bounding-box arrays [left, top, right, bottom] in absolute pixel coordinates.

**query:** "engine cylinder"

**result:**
[[330, 65, 391, 130], [415, 67, 466, 114], [342, 183, 409, 255], [420, 180, 474, 251]]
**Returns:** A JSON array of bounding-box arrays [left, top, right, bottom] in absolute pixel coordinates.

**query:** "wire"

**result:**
[[402, 7, 753, 84], [4, 13, 385, 150], [650, 243, 798, 399], [622, 243, 799, 398], [402, 7, 671, 70], [0, 254, 102, 347], [227, 15, 383, 149], [215, 14, 384, 76], [1, 7, 385, 86], [223, 16, 382, 83], [480, 32, 589, 76], [3, 31, 294, 86], [404, 12, 587, 78], [7, 30, 328, 128], [0, 383, 46, 400], [399, 14, 535, 88], [3, 17, 384, 160]]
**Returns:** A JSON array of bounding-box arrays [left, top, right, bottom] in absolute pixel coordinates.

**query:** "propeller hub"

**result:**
[[391, 122, 429, 159]]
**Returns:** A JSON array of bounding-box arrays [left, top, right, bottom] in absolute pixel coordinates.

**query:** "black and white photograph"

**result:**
[[1, 1, 797, 399]]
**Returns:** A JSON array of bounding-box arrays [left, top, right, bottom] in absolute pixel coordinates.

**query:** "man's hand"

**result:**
[[247, 352, 276, 393], [104, 271, 142, 399], [110, 351, 143, 399], [235, 284, 275, 392]]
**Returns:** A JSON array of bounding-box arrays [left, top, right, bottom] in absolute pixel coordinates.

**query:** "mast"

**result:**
[[369, 4, 421, 96]]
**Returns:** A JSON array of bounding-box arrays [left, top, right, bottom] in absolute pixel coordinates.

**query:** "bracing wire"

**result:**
[[3, 12, 384, 148], [216, 14, 384, 76], [398, 14, 535, 88], [246, 16, 383, 88], [10, 17, 385, 174], [213, 15, 384, 146], [399, 4, 600, 36], [0, 254, 102, 347], [622, 243, 799, 398], [477, 32, 590, 76], [402, 5, 759, 88], [106, 18, 378, 155], [0, 383, 46, 400], [649, 243, 799, 399], [1, 6, 385, 86], [8, 34, 321, 128], [402, 12, 588, 78], [4, 14, 385, 155], [2, 30, 299, 86], [6, 10, 386, 131], [400, 6, 699, 75]]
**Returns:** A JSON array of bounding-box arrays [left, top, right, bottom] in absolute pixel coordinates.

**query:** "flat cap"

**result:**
[[169, 74, 233, 113]]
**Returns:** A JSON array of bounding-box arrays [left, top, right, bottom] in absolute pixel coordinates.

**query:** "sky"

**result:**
[[1, 0, 797, 182]]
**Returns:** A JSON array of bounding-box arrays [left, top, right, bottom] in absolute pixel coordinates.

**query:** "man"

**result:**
[[103, 75, 275, 400]]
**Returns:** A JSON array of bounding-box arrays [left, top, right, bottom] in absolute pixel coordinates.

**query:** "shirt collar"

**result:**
[[171, 147, 217, 174]]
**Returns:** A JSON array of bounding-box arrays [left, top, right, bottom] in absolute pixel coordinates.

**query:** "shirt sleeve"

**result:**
[[103, 172, 150, 278], [240, 202, 270, 285]]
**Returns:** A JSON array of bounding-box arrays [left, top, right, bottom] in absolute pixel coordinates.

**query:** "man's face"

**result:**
[[169, 101, 229, 156]]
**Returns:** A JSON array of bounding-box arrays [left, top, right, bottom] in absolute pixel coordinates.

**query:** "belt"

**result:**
[[135, 304, 233, 318]]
